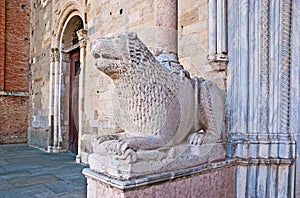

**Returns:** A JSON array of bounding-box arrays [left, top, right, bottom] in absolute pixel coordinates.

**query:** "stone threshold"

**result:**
[[83, 159, 236, 190], [47, 146, 68, 153]]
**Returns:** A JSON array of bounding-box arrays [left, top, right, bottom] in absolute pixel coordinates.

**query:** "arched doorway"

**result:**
[[61, 16, 83, 154], [49, 2, 88, 162]]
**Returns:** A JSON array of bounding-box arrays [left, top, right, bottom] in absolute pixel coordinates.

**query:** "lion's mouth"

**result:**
[[94, 52, 122, 71], [93, 51, 121, 61], [101, 54, 121, 61]]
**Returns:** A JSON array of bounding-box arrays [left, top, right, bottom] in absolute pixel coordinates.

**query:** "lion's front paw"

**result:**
[[95, 136, 109, 145], [112, 139, 138, 163], [95, 134, 119, 145], [188, 130, 205, 145], [113, 139, 129, 155]]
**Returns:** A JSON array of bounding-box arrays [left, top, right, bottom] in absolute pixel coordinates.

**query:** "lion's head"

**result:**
[[92, 32, 139, 80]]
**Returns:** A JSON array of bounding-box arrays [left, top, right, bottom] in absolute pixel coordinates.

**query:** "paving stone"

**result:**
[[0, 159, 8, 165], [51, 165, 87, 175], [0, 184, 55, 198], [44, 180, 84, 194], [4, 156, 44, 163], [2, 162, 43, 172], [47, 190, 86, 198], [29, 164, 78, 175], [0, 170, 32, 180], [69, 177, 87, 188], [8, 174, 62, 188], [0, 144, 88, 197], [37, 159, 76, 167], [0, 180, 13, 191], [55, 172, 86, 182]]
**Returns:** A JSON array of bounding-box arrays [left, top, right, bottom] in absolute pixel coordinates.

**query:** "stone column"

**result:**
[[208, 0, 228, 71], [58, 50, 64, 149], [48, 48, 56, 151], [76, 29, 88, 163], [227, 0, 295, 197], [53, 48, 60, 151], [154, 0, 183, 71]]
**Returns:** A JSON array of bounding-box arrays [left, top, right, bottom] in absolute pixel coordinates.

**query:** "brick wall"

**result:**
[[0, 0, 6, 90], [0, 96, 28, 143], [4, 0, 30, 92], [0, 0, 30, 144]]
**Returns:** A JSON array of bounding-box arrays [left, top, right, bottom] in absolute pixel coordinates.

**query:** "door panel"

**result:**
[[69, 50, 80, 154]]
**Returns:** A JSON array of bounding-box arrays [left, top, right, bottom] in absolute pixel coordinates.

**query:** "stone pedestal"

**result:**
[[89, 143, 225, 180], [83, 160, 235, 198]]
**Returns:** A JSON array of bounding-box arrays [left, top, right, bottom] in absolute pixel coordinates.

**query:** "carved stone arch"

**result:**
[[52, 0, 85, 48]]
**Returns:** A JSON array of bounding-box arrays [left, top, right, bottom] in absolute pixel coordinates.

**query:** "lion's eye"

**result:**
[[93, 52, 101, 59]]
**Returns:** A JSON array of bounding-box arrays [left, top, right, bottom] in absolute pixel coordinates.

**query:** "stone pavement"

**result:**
[[0, 144, 88, 198]]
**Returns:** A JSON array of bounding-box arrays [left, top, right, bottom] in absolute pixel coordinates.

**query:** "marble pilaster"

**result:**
[[76, 29, 88, 163], [227, 0, 296, 197]]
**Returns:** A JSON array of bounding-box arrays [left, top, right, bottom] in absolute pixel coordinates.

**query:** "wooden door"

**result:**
[[69, 50, 80, 154]]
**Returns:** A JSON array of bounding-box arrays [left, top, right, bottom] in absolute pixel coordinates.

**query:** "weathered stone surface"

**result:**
[[89, 32, 225, 179]]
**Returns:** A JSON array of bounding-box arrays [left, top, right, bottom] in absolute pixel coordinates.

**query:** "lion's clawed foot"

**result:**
[[111, 139, 138, 163], [95, 134, 120, 145], [188, 130, 205, 145]]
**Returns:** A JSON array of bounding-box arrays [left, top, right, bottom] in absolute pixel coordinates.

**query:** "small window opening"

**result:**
[[75, 61, 81, 76]]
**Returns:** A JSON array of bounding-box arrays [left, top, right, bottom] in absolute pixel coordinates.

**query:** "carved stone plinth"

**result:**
[[83, 160, 235, 198], [89, 143, 225, 180]]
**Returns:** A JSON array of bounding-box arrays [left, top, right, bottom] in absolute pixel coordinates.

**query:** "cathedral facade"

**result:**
[[1, 0, 299, 197]]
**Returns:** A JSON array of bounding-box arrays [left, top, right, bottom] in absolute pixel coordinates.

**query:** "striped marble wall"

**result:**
[[291, 1, 300, 196], [226, 0, 298, 197]]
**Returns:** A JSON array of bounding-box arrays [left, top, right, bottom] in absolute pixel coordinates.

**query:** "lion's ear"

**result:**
[[128, 32, 137, 39]]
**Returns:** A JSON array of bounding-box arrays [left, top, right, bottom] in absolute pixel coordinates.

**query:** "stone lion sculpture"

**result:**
[[92, 32, 224, 164]]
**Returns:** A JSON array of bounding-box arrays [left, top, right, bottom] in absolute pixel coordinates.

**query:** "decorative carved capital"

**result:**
[[54, 48, 60, 61], [76, 29, 88, 48], [50, 49, 55, 62], [50, 48, 59, 62], [207, 53, 228, 71]]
